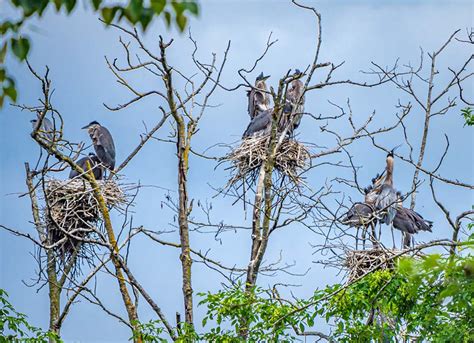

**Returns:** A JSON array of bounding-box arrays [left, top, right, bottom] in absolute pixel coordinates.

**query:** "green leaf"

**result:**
[[53, 0, 62, 11], [11, 37, 30, 61], [182, 1, 198, 15], [64, 0, 77, 13], [0, 21, 13, 35], [151, 0, 166, 14], [125, 0, 143, 23], [17, 0, 36, 17], [163, 10, 171, 27], [397, 257, 414, 276], [37, 0, 50, 16], [92, 0, 102, 10], [176, 13, 187, 32], [0, 43, 7, 63], [3, 85, 17, 102], [101, 7, 120, 24], [0, 69, 5, 82], [140, 8, 153, 31]]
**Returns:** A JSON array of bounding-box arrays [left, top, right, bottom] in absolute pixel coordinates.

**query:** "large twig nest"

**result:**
[[222, 135, 310, 187], [344, 248, 403, 283], [43, 179, 125, 259]]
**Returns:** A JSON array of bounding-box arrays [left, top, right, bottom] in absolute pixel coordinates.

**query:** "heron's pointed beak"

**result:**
[[81, 125, 89, 129], [262, 75, 270, 81]]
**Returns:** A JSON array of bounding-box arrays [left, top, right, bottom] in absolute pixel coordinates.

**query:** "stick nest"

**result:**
[[43, 179, 126, 258], [223, 136, 310, 187], [344, 248, 403, 283]]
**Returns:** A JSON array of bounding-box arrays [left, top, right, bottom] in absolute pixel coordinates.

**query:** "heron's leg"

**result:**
[[355, 227, 360, 250], [370, 223, 379, 249], [362, 226, 367, 250], [391, 223, 396, 249]]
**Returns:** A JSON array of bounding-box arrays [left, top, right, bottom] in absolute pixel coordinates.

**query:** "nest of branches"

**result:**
[[43, 179, 126, 260], [223, 135, 310, 187], [344, 248, 404, 283]]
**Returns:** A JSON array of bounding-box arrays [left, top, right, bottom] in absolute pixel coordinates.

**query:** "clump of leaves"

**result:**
[[0, 0, 199, 108], [461, 107, 474, 126], [130, 320, 167, 343], [198, 283, 313, 342], [0, 288, 61, 342], [316, 252, 474, 342]]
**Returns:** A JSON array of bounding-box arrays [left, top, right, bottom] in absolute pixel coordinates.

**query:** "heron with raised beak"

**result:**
[[375, 150, 399, 248]]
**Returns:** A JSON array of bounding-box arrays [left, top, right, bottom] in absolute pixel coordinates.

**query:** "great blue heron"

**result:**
[[343, 187, 378, 249], [247, 72, 271, 119], [375, 151, 398, 248], [82, 121, 116, 171], [242, 109, 272, 138], [393, 192, 432, 246], [69, 153, 103, 180], [30, 115, 54, 143], [280, 69, 305, 135]]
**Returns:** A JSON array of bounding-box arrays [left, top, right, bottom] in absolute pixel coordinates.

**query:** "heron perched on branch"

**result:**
[[30, 114, 54, 143], [69, 153, 103, 180], [247, 72, 271, 119], [280, 69, 305, 136], [82, 121, 116, 171]]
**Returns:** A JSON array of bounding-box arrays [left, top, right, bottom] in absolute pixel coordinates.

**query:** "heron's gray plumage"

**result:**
[[393, 207, 433, 234], [82, 121, 116, 170], [343, 202, 375, 227], [375, 184, 398, 225], [247, 73, 271, 119], [242, 109, 272, 138], [280, 71, 305, 135], [69, 153, 103, 180], [31, 116, 54, 142]]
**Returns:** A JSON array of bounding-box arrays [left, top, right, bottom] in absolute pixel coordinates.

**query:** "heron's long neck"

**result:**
[[385, 157, 394, 186]]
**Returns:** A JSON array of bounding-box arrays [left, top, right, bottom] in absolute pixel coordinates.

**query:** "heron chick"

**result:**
[[69, 153, 104, 180]]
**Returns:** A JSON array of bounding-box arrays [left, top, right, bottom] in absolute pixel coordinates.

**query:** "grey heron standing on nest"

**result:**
[[247, 72, 271, 119], [393, 192, 433, 246], [82, 121, 116, 174], [343, 187, 378, 249], [69, 153, 104, 180], [280, 69, 305, 136], [375, 151, 398, 248]]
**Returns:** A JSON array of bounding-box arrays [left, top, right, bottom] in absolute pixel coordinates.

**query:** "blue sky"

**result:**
[[1, 1, 473, 341]]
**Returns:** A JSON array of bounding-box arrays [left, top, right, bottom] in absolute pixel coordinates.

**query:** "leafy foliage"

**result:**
[[130, 320, 167, 343], [315, 251, 474, 342], [0, 289, 61, 342], [198, 283, 311, 342], [0, 0, 199, 108], [461, 107, 474, 126], [128, 246, 473, 342]]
